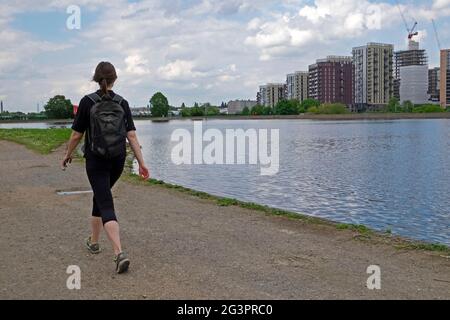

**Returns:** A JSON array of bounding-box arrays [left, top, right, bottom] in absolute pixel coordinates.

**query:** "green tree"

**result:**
[[44, 95, 73, 119], [401, 100, 414, 113], [190, 105, 204, 117], [241, 106, 250, 115], [180, 108, 191, 117], [387, 97, 401, 113], [206, 106, 220, 116], [300, 99, 320, 112], [150, 92, 169, 117], [181, 103, 186, 109], [274, 100, 300, 115], [251, 104, 272, 115]]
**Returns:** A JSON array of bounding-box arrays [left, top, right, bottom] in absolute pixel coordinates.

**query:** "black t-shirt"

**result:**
[[72, 90, 136, 159]]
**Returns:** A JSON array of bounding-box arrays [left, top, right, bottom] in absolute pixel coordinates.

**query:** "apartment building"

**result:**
[[440, 49, 450, 108], [353, 43, 394, 111], [428, 67, 440, 103], [308, 56, 353, 106], [258, 83, 286, 108], [286, 71, 309, 102]]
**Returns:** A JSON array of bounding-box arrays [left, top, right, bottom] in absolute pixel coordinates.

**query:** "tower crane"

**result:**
[[394, 0, 418, 41], [431, 19, 442, 50]]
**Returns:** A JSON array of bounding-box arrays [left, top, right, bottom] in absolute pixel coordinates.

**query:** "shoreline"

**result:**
[[124, 173, 449, 253], [124, 148, 449, 252], [1, 112, 450, 125]]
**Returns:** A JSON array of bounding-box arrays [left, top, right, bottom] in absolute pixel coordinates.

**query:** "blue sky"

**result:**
[[1, 0, 449, 112]]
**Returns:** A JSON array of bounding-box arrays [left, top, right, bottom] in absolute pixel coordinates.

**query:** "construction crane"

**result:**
[[395, 0, 418, 41], [432, 19, 442, 50]]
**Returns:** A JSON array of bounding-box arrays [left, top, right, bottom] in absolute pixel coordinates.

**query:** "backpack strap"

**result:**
[[87, 93, 102, 104], [112, 94, 124, 105]]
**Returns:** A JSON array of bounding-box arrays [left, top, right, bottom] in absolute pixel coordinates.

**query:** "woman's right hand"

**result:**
[[61, 154, 73, 170], [139, 164, 150, 180]]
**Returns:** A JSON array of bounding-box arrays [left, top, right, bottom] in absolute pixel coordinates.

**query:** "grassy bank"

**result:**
[[0, 128, 71, 154], [124, 174, 449, 255]]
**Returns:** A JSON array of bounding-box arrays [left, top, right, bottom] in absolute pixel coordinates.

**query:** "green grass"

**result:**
[[336, 223, 372, 234], [0, 128, 71, 154], [124, 174, 329, 224]]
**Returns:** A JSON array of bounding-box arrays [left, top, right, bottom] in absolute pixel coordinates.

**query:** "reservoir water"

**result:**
[[2, 119, 449, 245]]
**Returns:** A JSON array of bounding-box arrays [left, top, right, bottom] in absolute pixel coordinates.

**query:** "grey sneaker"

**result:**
[[114, 252, 130, 274], [86, 237, 101, 254]]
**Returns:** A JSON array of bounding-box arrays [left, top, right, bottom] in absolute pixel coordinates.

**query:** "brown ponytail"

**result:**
[[93, 62, 117, 98]]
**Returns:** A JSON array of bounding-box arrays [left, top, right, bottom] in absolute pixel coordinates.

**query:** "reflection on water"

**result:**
[[2, 119, 449, 245], [134, 119, 450, 245]]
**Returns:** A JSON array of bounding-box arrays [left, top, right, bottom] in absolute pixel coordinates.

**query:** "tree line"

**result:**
[[240, 99, 349, 116], [2, 93, 447, 121]]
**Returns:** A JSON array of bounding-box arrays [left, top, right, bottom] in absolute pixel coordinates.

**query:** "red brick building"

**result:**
[[308, 56, 353, 107]]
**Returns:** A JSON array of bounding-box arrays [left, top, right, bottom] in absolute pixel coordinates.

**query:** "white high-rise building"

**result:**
[[395, 40, 429, 104], [399, 65, 429, 104], [258, 83, 285, 108], [286, 71, 308, 102]]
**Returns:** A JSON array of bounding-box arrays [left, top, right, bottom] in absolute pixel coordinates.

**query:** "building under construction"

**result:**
[[394, 40, 429, 104], [394, 41, 428, 79]]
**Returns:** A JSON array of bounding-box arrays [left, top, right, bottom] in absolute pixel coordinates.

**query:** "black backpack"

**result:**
[[86, 93, 127, 159]]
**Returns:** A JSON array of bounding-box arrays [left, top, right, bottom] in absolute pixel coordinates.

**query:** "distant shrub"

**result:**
[[412, 104, 444, 113], [308, 103, 349, 114]]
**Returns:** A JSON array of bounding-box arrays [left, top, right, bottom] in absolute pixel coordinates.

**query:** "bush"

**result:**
[[251, 105, 272, 115], [401, 100, 414, 113], [190, 106, 204, 117], [241, 107, 250, 115], [308, 103, 349, 114], [300, 99, 320, 111], [412, 104, 444, 113], [387, 97, 401, 113], [273, 100, 300, 115], [180, 108, 191, 117]]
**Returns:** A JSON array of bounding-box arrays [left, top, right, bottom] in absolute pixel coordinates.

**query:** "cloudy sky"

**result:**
[[1, 0, 450, 112]]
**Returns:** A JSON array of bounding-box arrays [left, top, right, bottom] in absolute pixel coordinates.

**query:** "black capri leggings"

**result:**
[[86, 156, 126, 225]]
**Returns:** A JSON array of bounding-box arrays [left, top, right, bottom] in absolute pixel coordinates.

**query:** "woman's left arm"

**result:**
[[61, 131, 84, 169]]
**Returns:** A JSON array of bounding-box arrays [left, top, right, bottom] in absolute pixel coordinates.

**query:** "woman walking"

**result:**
[[62, 61, 150, 274]]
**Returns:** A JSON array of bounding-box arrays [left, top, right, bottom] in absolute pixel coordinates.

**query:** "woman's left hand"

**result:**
[[139, 164, 150, 180]]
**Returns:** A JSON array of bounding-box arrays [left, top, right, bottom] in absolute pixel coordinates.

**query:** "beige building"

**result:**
[[440, 49, 450, 108], [286, 71, 308, 102], [353, 43, 394, 111], [227, 100, 257, 114], [258, 83, 286, 108]]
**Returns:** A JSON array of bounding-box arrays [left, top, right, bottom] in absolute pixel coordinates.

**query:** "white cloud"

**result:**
[[125, 54, 151, 76], [1, 0, 450, 111], [157, 60, 204, 80]]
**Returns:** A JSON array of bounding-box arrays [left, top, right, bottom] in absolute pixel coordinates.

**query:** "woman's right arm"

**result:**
[[61, 131, 83, 169]]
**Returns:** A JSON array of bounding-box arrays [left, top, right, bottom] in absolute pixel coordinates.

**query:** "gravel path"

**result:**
[[0, 140, 448, 300]]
